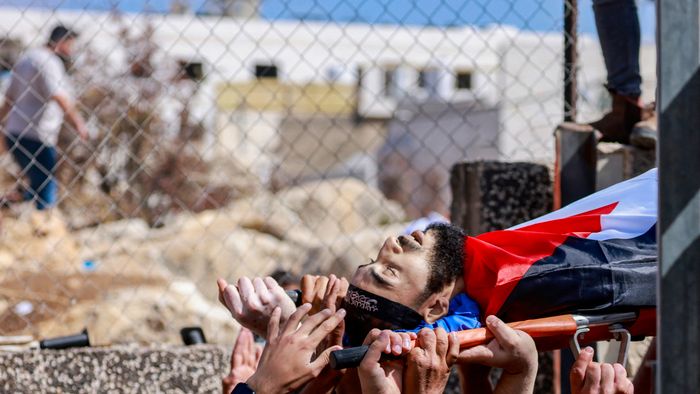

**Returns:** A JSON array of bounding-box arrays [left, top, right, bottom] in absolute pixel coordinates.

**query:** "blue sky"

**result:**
[[4, 0, 656, 42]]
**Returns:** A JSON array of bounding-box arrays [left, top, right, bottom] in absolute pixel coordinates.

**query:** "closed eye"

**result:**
[[370, 268, 392, 288]]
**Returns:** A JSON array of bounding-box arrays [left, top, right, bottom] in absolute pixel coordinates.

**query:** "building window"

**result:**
[[383, 66, 397, 97], [417, 69, 427, 88], [255, 64, 278, 79], [455, 70, 472, 90], [418, 68, 440, 94], [178, 60, 204, 81]]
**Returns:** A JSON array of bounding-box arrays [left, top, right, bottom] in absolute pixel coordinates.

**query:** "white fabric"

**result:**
[[4, 47, 72, 145], [510, 168, 657, 241]]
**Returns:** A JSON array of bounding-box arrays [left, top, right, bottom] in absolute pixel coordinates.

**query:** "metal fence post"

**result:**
[[564, 0, 578, 122], [658, 0, 700, 392]]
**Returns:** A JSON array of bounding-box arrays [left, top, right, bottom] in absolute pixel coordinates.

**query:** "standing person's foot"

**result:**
[[589, 92, 642, 144], [630, 104, 657, 150]]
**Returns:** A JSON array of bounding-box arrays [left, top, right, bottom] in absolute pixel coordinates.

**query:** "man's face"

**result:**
[[350, 229, 435, 310], [54, 37, 76, 59]]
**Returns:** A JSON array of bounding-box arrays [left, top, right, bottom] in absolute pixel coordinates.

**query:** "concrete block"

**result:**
[[596, 142, 656, 190], [0, 344, 228, 393]]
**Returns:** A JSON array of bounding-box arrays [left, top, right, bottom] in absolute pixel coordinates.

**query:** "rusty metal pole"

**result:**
[[564, 0, 578, 122]]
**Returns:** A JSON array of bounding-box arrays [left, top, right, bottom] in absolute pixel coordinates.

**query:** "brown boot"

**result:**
[[589, 92, 642, 144], [630, 103, 657, 150]]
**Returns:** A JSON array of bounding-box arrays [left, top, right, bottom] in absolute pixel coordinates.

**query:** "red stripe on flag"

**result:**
[[464, 202, 618, 318]]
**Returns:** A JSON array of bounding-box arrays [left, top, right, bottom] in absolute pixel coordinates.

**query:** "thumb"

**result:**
[[457, 345, 495, 365], [217, 278, 228, 304], [311, 345, 344, 371]]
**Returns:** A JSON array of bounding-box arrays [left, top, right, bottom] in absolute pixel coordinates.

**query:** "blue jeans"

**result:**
[[5, 135, 57, 210], [593, 0, 642, 97]]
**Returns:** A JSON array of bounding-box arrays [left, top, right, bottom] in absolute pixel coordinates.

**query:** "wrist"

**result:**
[[247, 373, 281, 394]]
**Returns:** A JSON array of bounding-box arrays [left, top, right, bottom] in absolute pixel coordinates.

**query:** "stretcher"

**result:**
[[329, 308, 656, 369]]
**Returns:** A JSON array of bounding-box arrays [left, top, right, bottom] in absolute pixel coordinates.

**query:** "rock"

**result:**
[[34, 279, 238, 346], [277, 177, 405, 242], [0, 210, 81, 274]]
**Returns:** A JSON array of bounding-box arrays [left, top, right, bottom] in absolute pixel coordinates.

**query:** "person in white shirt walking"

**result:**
[[0, 25, 88, 210]]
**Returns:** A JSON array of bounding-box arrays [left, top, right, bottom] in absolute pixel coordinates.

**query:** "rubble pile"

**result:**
[[0, 177, 407, 345]]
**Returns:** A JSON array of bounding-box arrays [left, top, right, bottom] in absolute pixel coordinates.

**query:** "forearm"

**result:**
[[52, 94, 86, 134], [493, 367, 536, 394], [457, 364, 493, 394], [0, 99, 11, 128]]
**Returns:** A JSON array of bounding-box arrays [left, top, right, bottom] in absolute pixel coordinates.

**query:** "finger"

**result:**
[[457, 345, 495, 365], [582, 362, 602, 393], [301, 275, 316, 304], [297, 308, 333, 336], [222, 284, 244, 316], [484, 315, 518, 351], [338, 277, 349, 297], [264, 276, 290, 301], [313, 276, 329, 296], [237, 277, 257, 305], [613, 363, 629, 391], [217, 278, 228, 304], [267, 306, 282, 341], [360, 331, 390, 369], [388, 332, 405, 355], [570, 346, 595, 389], [243, 329, 256, 366], [447, 331, 460, 365], [311, 344, 344, 373], [326, 274, 338, 294], [253, 277, 271, 305], [600, 363, 615, 393], [312, 276, 330, 310], [434, 327, 449, 357], [362, 328, 382, 346], [399, 332, 413, 352], [233, 328, 254, 366], [418, 328, 436, 355], [232, 328, 251, 370], [308, 309, 347, 344], [282, 303, 312, 336], [323, 276, 339, 312]]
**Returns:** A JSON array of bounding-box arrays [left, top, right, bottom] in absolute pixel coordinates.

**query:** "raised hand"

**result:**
[[246, 304, 346, 394], [217, 276, 296, 337]]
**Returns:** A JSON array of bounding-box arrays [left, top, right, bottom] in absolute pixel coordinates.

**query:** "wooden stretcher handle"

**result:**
[[455, 314, 579, 348], [330, 315, 578, 369]]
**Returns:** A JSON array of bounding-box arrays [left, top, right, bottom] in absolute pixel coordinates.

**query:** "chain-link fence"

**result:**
[[0, 1, 656, 347]]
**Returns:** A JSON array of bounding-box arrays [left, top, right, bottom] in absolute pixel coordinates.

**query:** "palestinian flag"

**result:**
[[464, 169, 657, 322]]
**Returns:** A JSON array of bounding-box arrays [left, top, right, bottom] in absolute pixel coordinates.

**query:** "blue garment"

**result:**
[[5, 134, 58, 210], [407, 293, 481, 333], [593, 0, 642, 97]]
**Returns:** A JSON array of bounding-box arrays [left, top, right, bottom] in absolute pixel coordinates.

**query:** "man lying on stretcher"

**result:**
[[344, 167, 657, 345], [218, 169, 656, 390]]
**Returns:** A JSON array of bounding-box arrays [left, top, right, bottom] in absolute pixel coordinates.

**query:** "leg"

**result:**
[[588, 0, 643, 144], [592, 0, 642, 97], [7, 136, 58, 210], [26, 142, 58, 210]]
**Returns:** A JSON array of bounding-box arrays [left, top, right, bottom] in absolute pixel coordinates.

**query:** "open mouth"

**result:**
[[398, 235, 421, 250]]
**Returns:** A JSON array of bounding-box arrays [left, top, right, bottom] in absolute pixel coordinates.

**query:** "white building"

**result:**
[[0, 7, 656, 165]]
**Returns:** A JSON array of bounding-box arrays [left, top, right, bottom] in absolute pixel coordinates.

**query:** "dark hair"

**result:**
[[269, 269, 300, 289], [48, 25, 78, 45], [420, 223, 466, 302]]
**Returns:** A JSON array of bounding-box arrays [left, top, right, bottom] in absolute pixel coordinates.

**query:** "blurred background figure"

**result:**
[[0, 24, 88, 210]]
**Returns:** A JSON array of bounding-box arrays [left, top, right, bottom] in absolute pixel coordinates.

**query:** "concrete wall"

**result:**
[[0, 345, 228, 393]]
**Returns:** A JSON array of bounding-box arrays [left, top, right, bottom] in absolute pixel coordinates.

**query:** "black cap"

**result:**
[[48, 25, 78, 44]]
